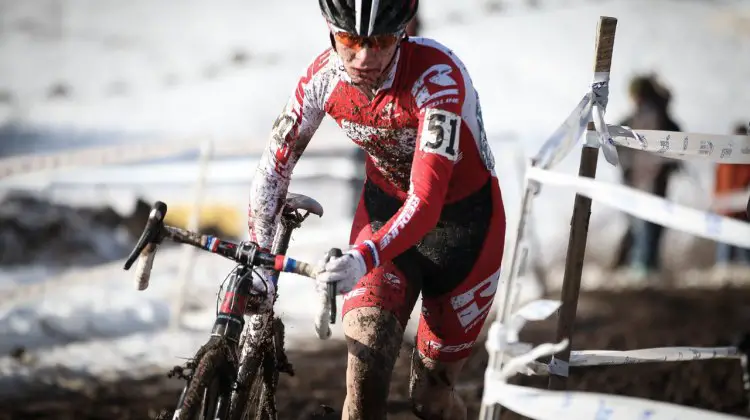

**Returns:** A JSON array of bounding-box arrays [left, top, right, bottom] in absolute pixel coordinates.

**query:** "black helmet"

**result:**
[[319, 0, 419, 37]]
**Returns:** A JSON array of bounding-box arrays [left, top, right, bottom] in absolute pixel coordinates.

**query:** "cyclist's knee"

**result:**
[[409, 350, 467, 420], [343, 306, 404, 358]]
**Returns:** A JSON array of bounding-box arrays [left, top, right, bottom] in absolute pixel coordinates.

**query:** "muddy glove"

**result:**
[[315, 250, 366, 295]]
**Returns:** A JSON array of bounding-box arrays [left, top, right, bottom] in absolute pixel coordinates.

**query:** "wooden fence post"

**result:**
[[547, 16, 618, 391]]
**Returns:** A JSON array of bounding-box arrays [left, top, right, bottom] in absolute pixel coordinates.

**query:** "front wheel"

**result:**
[[230, 317, 291, 420], [171, 339, 237, 420]]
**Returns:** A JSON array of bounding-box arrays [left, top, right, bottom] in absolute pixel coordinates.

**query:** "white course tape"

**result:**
[[486, 300, 563, 377], [608, 125, 750, 164], [533, 92, 593, 170], [569, 346, 738, 366], [482, 380, 745, 420], [0, 140, 297, 180], [481, 300, 746, 420], [591, 72, 620, 166], [528, 346, 739, 377], [527, 166, 750, 249], [0, 141, 201, 179], [487, 299, 561, 350]]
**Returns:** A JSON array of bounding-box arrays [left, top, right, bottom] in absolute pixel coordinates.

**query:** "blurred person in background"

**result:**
[[247, 1, 505, 419], [612, 74, 683, 280], [713, 123, 750, 268]]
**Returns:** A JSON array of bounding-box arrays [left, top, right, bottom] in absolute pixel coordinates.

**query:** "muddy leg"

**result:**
[[409, 349, 467, 420], [341, 307, 404, 420]]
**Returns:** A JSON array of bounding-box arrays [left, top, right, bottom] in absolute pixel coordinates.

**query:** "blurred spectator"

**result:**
[[612, 74, 683, 279], [714, 123, 750, 266]]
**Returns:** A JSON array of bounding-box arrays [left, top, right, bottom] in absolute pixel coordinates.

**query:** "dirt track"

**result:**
[[1, 286, 749, 419]]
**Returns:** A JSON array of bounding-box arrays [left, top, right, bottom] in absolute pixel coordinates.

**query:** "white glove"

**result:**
[[315, 250, 367, 295]]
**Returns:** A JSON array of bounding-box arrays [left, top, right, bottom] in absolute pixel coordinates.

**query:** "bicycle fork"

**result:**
[[227, 211, 302, 418], [172, 270, 250, 420]]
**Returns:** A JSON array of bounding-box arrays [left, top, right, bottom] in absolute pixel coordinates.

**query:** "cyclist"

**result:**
[[248, 1, 506, 418]]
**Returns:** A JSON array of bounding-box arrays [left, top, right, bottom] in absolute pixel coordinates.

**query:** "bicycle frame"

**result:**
[[228, 205, 308, 416], [168, 205, 310, 419], [123, 197, 329, 420]]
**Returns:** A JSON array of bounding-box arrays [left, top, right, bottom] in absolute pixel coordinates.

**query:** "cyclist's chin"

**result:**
[[349, 71, 381, 87]]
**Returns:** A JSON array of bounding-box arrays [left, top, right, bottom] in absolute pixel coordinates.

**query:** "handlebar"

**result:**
[[123, 203, 319, 282], [123, 201, 339, 336]]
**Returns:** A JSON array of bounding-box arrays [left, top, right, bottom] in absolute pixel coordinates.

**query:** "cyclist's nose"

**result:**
[[353, 46, 378, 67]]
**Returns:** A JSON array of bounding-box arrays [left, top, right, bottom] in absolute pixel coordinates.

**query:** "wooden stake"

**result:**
[[547, 16, 618, 391]]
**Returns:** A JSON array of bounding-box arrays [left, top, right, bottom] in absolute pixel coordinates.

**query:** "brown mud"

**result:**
[[1, 286, 749, 419]]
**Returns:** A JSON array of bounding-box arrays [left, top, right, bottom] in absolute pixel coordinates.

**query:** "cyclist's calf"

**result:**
[[409, 350, 467, 420], [341, 307, 404, 420]]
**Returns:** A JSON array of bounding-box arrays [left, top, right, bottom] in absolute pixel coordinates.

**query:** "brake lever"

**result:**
[[325, 248, 343, 325], [124, 201, 168, 270]]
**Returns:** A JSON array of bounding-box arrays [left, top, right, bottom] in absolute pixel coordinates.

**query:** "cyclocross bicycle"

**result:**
[[123, 193, 338, 420]]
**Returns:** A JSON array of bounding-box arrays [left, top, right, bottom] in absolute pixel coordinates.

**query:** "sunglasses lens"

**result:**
[[334, 32, 400, 51], [334, 32, 363, 50], [373, 34, 398, 49]]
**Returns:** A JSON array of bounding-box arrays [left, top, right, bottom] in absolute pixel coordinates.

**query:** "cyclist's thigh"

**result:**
[[341, 260, 421, 329], [408, 240, 503, 419], [416, 262, 502, 363], [343, 184, 422, 328], [415, 194, 505, 363]]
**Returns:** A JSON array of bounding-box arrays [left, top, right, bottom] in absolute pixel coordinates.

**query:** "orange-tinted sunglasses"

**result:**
[[333, 31, 402, 52]]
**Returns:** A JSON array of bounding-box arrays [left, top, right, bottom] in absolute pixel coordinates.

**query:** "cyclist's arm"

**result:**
[[351, 66, 466, 271], [248, 53, 331, 250]]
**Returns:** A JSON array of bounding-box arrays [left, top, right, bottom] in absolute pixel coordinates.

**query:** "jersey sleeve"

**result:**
[[352, 61, 466, 271], [248, 51, 332, 250]]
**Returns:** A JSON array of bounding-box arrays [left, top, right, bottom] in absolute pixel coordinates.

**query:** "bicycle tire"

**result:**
[[229, 325, 271, 420], [174, 340, 235, 420], [250, 347, 279, 420], [230, 316, 286, 420], [255, 316, 290, 419]]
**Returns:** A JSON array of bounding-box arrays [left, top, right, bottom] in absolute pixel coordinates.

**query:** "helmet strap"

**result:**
[[329, 32, 337, 51]]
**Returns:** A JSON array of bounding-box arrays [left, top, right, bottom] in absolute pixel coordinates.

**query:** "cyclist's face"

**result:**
[[333, 31, 401, 88]]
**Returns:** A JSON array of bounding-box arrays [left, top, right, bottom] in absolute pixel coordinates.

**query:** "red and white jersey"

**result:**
[[249, 37, 498, 271]]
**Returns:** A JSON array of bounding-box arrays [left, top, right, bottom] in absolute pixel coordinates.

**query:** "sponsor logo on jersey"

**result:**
[[449, 270, 500, 332], [379, 194, 421, 249], [343, 287, 367, 301], [412, 63, 460, 109], [425, 340, 476, 353], [383, 272, 401, 286]]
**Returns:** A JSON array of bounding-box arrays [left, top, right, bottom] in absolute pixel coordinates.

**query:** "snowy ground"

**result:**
[[0, 222, 351, 398], [0, 0, 749, 392]]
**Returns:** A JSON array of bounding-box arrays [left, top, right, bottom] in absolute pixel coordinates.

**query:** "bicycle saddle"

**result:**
[[285, 193, 324, 217]]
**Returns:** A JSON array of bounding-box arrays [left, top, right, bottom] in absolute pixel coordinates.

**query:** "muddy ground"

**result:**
[[1, 286, 750, 420]]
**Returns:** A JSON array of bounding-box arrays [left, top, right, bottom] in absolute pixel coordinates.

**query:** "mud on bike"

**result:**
[[123, 193, 339, 420]]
